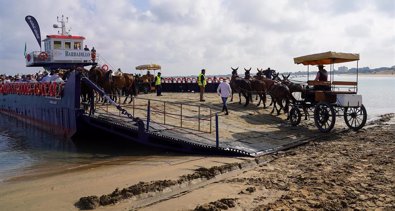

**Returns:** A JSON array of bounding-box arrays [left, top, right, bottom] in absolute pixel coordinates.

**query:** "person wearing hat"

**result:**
[[314, 64, 330, 91], [198, 69, 207, 101], [155, 72, 162, 96], [315, 64, 328, 81]]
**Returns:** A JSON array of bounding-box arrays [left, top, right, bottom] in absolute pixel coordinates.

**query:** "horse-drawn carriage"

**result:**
[[135, 64, 161, 93], [289, 51, 367, 132]]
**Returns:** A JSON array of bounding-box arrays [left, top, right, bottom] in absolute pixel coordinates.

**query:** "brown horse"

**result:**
[[230, 67, 252, 107], [280, 73, 304, 102], [111, 73, 125, 103], [255, 70, 291, 115], [122, 73, 138, 104], [88, 67, 113, 103], [281, 73, 308, 120], [244, 68, 267, 108], [87, 66, 107, 102]]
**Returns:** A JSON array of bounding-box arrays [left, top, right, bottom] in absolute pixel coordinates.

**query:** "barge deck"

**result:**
[[83, 92, 328, 157]]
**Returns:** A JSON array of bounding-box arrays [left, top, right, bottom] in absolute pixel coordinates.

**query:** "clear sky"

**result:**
[[0, 0, 394, 76]]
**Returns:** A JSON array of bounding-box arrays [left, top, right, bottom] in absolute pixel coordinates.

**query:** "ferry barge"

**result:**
[[1, 16, 96, 137], [1, 16, 319, 157]]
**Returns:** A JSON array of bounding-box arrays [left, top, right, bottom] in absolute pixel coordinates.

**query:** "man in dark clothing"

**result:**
[[198, 69, 206, 101], [155, 72, 162, 96], [265, 67, 272, 79], [315, 65, 328, 81], [91, 47, 96, 62], [314, 64, 330, 91]]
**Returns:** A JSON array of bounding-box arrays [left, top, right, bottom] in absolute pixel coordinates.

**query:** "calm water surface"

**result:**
[[0, 75, 394, 182], [293, 74, 395, 118], [0, 114, 165, 182]]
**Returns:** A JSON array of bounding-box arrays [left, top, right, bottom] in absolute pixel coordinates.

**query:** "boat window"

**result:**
[[74, 42, 81, 50], [54, 41, 62, 49], [45, 41, 51, 51], [65, 42, 71, 49]]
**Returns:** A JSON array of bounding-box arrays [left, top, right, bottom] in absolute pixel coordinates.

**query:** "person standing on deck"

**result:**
[[265, 67, 272, 79], [217, 79, 232, 115], [41, 71, 51, 82], [91, 47, 96, 62], [198, 69, 206, 102], [155, 72, 162, 96]]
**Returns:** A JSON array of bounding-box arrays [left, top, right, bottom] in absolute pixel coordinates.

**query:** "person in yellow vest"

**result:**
[[155, 72, 162, 96], [198, 69, 206, 102]]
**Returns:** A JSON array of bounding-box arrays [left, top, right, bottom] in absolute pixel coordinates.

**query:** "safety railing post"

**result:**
[[215, 113, 219, 148], [132, 97, 135, 117], [146, 100, 150, 131], [198, 106, 201, 131], [164, 101, 166, 124], [180, 104, 183, 128], [210, 109, 212, 133]]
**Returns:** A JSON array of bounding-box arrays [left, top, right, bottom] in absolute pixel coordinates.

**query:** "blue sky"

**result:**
[[0, 0, 394, 76]]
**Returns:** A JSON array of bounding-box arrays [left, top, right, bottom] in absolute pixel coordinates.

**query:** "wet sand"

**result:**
[[0, 92, 393, 210]]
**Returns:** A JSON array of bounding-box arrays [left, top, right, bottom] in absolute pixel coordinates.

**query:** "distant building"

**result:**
[[338, 66, 348, 72]]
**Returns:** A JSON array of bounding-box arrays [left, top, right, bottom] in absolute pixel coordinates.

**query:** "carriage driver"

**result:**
[[315, 64, 328, 81], [155, 72, 162, 96], [314, 64, 330, 91]]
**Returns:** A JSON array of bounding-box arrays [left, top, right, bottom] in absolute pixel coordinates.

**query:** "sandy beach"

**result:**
[[0, 92, 394, 211]]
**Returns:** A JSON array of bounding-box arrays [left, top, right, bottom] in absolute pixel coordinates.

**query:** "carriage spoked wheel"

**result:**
[[314, 102, 336, 133], [343, 104, 367, 131], [289, 106, 301, 126]]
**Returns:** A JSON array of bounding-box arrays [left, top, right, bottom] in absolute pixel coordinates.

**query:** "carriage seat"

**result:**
[[305, 80, 358, 103], [307, 80, 357, 92]]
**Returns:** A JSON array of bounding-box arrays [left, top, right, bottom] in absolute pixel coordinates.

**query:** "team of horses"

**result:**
[[230, 67, 306, 116], [80, 66, 139, 104], [78, 65, 304, 118]]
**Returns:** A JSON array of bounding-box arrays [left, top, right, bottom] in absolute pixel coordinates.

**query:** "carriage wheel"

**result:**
[[344, 104, 367, 131], [289, 106, 301, 126], [314, 102, 336, 133]]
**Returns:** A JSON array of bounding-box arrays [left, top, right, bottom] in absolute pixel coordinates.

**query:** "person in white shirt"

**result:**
[[50, 72, 64, 83], [41, 71, 51, 82], [217, 79, 232, 115]]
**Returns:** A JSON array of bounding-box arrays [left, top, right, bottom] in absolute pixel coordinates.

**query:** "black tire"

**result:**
[[344, 104, 367, 131], [289, 106, 301, 126], [314, 102, 336, 133]]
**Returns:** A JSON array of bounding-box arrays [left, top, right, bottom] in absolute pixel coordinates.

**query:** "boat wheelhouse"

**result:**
[[25, 15, 97, 70]]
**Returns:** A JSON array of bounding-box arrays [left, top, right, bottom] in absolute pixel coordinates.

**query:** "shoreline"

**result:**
[[0, 113, 393, 210]]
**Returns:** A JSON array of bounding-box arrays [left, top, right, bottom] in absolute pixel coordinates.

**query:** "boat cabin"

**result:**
[[25, 16, 97, 70]]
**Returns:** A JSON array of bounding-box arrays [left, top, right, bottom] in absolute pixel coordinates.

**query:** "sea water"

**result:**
[[0, 75, 394, 182], [356, 75, 395, 117], [292, 74, 395, 118], [0, 114, 164, 182]]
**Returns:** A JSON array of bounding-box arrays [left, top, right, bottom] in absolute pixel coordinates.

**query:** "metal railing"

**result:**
[[91, 96, 214, 134]]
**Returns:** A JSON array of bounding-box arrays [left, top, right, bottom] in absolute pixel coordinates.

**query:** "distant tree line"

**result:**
[[290, 65, 395, 75]]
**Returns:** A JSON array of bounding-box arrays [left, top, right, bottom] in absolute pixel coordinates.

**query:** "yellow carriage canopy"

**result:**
[[135, 64, 161, 70], [294, 51, 360, 65]]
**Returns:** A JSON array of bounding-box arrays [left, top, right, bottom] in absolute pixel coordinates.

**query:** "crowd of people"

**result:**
[[1, 65, 326, 116], [0, 70, 65, 83]]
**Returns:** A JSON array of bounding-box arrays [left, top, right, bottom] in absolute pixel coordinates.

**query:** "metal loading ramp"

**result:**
[[80, 76, 325, 157]]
